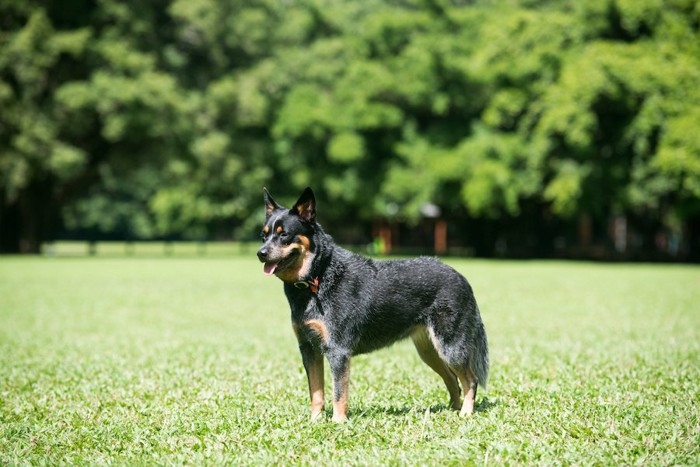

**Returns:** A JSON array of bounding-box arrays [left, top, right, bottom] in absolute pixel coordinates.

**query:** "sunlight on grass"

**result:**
[[1, 257, 698, 464]]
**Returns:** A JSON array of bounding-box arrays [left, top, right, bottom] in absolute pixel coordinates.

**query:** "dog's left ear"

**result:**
[[291, 187, 316, 223]]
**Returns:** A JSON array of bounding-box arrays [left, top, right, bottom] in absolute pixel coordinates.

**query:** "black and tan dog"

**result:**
[[257, 187, 489, 422]]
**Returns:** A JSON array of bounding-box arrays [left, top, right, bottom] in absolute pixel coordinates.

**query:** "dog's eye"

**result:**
[[280, 232, 296, 243]]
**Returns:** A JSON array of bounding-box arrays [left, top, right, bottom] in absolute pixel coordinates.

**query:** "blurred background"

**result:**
[[0, 0, 698, 260]]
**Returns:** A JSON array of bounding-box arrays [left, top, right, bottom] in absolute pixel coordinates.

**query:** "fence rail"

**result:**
[[41, 241, 258, 257]]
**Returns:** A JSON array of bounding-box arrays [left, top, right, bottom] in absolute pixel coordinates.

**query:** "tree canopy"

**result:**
[[1, 0, 699, 258]]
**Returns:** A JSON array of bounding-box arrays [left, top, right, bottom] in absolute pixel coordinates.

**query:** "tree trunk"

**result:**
[[0, 182, 54, 254], [0, 194, 21, 253]]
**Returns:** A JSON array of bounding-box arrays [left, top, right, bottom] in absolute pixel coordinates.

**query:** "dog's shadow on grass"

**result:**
[[349, 397, 499, 419]]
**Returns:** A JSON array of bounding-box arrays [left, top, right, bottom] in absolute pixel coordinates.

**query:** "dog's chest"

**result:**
[[287, 292, 333, 346], [293, 317, 330, 347]]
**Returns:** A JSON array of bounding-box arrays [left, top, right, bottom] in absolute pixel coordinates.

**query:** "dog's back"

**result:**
[[318, 251, 489, 388]]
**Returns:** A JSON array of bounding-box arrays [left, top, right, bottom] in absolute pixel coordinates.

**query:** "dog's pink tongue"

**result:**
[[263, 262, 277, 276]]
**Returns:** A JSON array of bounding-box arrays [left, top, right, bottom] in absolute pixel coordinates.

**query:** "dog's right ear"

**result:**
[[263, 188, 281, 218]]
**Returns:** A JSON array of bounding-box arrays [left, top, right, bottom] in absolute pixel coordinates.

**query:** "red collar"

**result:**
[[293, 277, 319, 294]]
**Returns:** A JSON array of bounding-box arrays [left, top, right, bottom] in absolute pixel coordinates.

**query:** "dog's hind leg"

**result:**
[[411, 326, 461, 411], [451, 366, 478, 417]]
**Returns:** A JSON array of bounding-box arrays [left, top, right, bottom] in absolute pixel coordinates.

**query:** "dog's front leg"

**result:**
[[327, 352, 351, 422], [299, 341, 325, 420]]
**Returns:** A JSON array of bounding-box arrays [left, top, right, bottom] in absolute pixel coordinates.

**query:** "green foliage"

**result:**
[[0, 8, 90, 200], [328, 131, 365, 164], [1, 0, 699, 249]]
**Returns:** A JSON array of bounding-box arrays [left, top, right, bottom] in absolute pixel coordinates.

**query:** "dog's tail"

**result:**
[[471, 305, 489, 390]]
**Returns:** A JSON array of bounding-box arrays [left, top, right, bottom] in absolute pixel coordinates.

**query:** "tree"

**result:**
[[1, 0, 698, 258], [0, 5, 91, 252], [532, 0, 700, 249]]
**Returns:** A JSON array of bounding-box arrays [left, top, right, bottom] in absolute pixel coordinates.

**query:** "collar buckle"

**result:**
[[294, 277, 319, 294]]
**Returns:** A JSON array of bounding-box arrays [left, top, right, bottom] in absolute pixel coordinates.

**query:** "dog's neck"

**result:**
[[295, 226, 333, 289]]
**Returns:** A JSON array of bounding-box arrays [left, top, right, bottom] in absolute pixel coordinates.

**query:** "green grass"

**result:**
[[1, 256, 698, 464]]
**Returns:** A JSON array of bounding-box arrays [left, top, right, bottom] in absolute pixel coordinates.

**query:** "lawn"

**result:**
[[1, 255, 698, 464]]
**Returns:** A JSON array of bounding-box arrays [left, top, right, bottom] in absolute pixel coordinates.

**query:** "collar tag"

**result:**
[[294, 277, 319, 294]]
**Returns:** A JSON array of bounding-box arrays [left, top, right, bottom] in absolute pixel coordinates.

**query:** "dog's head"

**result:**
[[257, 187, 316, 282]]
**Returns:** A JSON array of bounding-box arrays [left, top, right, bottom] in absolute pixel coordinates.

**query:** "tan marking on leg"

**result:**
[[332, 365, 350, 423], [411, 326, 461, 410], [294, 321, 325, 420], [304, 319, 329, 344], [307, 351, 325, 420], [452, 367, 477, 417], [426, 326, 446, 358]]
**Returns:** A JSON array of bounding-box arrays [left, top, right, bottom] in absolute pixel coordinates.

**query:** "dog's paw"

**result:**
[[331, 414, 348, 423]]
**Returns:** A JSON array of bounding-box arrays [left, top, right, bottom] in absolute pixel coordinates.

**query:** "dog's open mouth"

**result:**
[[263, 261, 279, 276], [263, 250, 299, 276]]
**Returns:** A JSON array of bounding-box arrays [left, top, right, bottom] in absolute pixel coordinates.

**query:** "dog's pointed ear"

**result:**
[[263, 188, 281, 218], [291, 187, 316, 223]]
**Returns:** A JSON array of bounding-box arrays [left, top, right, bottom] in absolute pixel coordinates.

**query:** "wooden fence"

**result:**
[[41, 241, 258, 257]]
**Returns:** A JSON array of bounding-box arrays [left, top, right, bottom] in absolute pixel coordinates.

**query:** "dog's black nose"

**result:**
[[257, 248, 268, 262]]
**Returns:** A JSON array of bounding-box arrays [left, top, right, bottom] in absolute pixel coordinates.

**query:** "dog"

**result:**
[[257, 187, 489, 422]]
